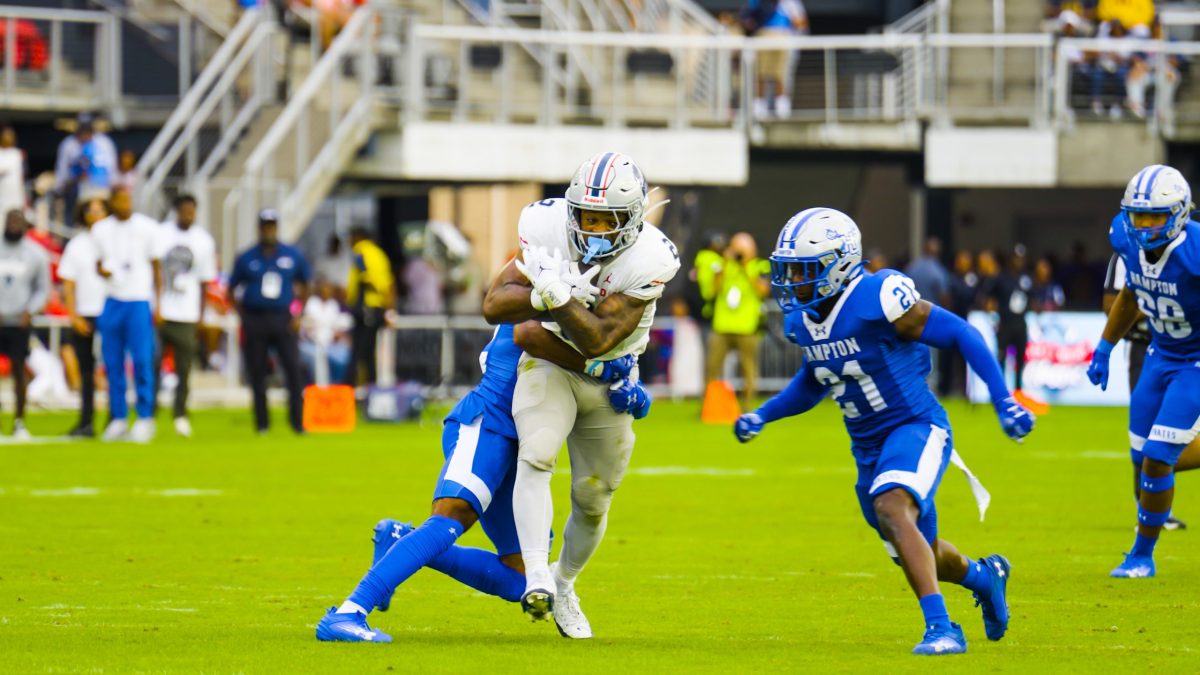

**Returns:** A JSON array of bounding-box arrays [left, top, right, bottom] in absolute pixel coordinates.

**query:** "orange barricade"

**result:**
[[303, 385, 357, 433], [700, 380, 742, 424]]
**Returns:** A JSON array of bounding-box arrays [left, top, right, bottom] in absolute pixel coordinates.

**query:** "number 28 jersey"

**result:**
[[1111, 217, 1200, 360], [783, 269, 943, 451]]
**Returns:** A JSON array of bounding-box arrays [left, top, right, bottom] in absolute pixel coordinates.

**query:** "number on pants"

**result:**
[[813, 359, 888, 419], [1134, 289, 1192, 339]]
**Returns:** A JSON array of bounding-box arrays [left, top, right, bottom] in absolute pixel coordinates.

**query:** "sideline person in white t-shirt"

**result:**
[[92, 187, 162, 443], [57, 197, 110, 437], [300, 279, 352, 386], [153, 194, 216, 438]]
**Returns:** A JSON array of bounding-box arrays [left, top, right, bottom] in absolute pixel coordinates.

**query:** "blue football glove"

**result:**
[[994, 396, 1035, 442], [734, 412, 764, 443], [585, 354, 637, 384], [608, 378, 651, 419], [1087, 338, 1115, 391]]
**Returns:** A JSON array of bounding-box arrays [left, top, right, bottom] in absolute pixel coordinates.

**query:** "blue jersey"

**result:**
[[445, 324, 520, 439], [1111, 217, 1200, 360], [783, 270, 943, 451]]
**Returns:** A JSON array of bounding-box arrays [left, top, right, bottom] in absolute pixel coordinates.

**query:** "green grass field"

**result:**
[[2, 400, 1199, 673]]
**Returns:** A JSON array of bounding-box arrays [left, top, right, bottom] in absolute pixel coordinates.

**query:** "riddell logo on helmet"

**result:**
[[582, 195, 606, 205]]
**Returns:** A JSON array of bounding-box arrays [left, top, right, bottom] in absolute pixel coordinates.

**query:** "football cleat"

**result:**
[[972, 554, 1011, 641], [174, 417, 192, 438], [11, 419, 32, 441], [130, 419, 156, 444], [1164, 516, 1187, 531], [101, 419, 128, 442], [550, 563, 592, 639], [370, 519, 414, 612], [521, 567, 555, 621], [912, 622, 967, 656], [315, 607, 392, 643], [1110, 553, 1156, 578]]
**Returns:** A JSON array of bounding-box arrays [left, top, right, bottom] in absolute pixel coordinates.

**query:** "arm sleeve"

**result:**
[[1103, 254, 1125, 292], [918, 304, 1009, 405], [755, 364, 828, 423]]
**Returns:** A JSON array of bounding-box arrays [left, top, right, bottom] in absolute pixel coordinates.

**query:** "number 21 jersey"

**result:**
[[783, 269, 943, 450], [1111, 217, 1200, 360]]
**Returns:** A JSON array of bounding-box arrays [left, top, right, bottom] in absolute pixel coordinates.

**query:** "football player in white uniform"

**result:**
[[483, 151, 680, 638]]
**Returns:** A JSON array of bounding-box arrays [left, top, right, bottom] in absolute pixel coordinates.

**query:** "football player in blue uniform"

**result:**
[[316, 322, 650, 642], [734, 208, 1034, 656], [1087, 164, 1200, 579]]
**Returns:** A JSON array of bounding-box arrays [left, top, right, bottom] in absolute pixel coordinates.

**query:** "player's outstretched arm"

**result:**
[[513, 321, 636, 382], [482, 257, 543, 325], [548, 292, 647, 359], [1087, 286, 1142, 391], [895, 299, 1034, 441], [734, 367, 827, 443]]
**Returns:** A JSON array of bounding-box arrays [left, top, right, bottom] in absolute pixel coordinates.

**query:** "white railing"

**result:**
[[136, 9, 275, 219], [236, 6, 381, 246], [0, 6, 121, 113]]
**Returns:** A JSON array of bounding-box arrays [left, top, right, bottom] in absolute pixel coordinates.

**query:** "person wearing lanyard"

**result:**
[[228, 209, 311, 434], [57, 197, 110, 437]]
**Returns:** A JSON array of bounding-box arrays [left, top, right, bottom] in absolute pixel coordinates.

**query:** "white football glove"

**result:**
[[515, 246, 572, 310], [561, 262, 601, 306]]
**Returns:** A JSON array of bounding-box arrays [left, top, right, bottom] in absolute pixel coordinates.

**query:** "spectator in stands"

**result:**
[[1061, 241, 1101, 308], [1031, 256, 1066, 311], [300, 279, 352, 385], [345, 225, 394, 387], [865, 248, 888, 273], [228, 209, 310, 434], [315, 233, 351, 299], [57, 197, 109, 438], [705, 232, 770, 411], [55, 114, 118, 221], [983, 245, 1034, 393], [905, 237, 951, 307], [402, 252, 444, 315], [155, 195, 218, 438], [114, 149, 138, 194], [949, 249, 980, 318], [92, 187, 161, 443], [0, 210, 49, 440], [688, 231, 727, 329], [743, 0, 809, 119], [0, 125, 25, 219]]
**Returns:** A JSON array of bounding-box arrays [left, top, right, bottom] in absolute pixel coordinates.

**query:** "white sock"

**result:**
[[556, 510, 608, 583], [514, 460, 555, 582], [337, 600, 368, 615]]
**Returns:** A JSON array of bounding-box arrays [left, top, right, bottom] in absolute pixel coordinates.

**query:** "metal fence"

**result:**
[[0, 6, 120, 113]]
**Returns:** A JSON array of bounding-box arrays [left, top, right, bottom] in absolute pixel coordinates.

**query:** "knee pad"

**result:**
[[570, 475, 616, 518], [517, 429, 563, 472]]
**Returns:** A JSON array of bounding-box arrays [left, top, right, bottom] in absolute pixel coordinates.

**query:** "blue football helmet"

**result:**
[[1121, 164, 1193, 250], [770, 207, 864, 316]]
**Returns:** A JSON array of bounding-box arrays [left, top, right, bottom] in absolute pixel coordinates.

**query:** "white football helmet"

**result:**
[[565, 152, 649, 263], [1121, 164, 1194, 250], [770, 207, 864, 315]]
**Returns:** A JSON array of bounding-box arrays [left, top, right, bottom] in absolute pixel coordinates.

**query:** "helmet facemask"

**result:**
[[1122, 203, 1190, 250], [567, 202, 643, 263], [770, 245, 859, 317]]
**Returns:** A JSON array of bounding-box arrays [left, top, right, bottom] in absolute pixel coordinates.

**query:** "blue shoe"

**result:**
[[972, 554, 1011, 641], [1110, 552, 1156, 578], [315, 607, 392, 643], [911, 622, 967, 656], [371, 519, 414, 612]]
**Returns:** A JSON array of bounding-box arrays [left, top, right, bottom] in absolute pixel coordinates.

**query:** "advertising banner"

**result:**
[[966, 311, 1131, 406]]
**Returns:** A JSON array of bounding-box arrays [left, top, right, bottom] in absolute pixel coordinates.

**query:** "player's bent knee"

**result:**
[[517, 429, 564, 471], [872, 489, 918, 536], [1141, 453, 1176, 477], [500, 553, 525, 575], [431, 497, 479, 529], [570, 476, 616, 518]]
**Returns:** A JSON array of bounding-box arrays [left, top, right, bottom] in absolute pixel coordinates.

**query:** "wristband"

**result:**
[[530, 288, 547, 312], [584, 359, 604, 378], [541, 279, 572, 309]]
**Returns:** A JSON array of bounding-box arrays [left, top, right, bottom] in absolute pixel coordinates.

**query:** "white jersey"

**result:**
[[517, 198, 680, 360]]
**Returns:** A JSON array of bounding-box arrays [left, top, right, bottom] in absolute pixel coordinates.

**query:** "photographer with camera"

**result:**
[[705, 232, 771, 411]]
